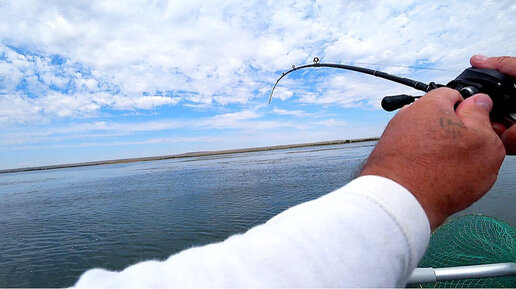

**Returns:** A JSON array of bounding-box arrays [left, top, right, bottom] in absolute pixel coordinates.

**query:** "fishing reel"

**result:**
[[382, 67, 516, 125], [270, 57, 516, 126]]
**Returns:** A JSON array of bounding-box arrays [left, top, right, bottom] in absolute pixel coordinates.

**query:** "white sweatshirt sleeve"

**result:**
[[73, 175, 431, 288]]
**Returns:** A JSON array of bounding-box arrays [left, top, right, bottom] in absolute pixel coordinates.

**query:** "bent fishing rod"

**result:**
[[269, 57, 516, 125]]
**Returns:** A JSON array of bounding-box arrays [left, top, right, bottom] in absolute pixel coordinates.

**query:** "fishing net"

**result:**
[[415, 214, 516, 288]]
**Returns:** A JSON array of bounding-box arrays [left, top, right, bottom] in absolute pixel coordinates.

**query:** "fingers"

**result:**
[[470, 54, 516, 155], [470, 55, 516, 78], [455, 93, 493, 129], [501, 127, 516, 154], [421, 87, 463, 109]]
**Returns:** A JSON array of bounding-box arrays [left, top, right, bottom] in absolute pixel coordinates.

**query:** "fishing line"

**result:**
[[351, 62, 456, 72]]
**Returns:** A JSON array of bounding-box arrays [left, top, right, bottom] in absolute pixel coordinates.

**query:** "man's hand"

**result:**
[[470, 55, 516, 154], [360, 88, 505, 230]]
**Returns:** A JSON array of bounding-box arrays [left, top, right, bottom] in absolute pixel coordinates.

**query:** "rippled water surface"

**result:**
[[0, 142, 515, 287]]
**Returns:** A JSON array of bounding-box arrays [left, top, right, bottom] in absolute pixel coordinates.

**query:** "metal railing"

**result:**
[[406, 262, 516, 285]]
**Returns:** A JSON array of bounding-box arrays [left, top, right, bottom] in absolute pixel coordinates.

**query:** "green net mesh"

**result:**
[[415, 215, 516, 288]]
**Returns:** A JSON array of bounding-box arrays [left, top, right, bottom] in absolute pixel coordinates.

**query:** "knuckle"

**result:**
[[433, 87, 460, 96], [425, 87, 463, 104], [487, 133, 505, 160], [493, 56, 513, 68]]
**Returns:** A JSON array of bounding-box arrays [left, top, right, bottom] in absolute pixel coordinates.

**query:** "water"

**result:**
[[0, 142, 515, 287]]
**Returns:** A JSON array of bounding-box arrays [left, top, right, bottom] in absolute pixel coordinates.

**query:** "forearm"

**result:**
[[74, 176, 430, 288]]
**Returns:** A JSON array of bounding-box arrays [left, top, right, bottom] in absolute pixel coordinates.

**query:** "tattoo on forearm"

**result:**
[[439, 117, 466, 138]]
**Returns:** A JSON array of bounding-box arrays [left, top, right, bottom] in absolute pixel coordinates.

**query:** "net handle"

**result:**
[[406, 262, 516, 285]]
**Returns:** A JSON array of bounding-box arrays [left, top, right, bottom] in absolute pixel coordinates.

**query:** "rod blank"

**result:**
[[269, 62, 431, 104]]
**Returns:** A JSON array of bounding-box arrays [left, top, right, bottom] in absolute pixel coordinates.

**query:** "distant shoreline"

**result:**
[[0, 137, 379, 174]]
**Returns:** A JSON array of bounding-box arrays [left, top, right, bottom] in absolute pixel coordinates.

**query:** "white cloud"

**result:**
[[112, 95, 180, 110], [9, 136, 224, 151], [207, 110, 262, 121], [272, 107, 312, 117], [271, 86, 294, 102], [1, 105, 340, 150], [0, 119, 188, 146], [0, 108, 290, 147], [195, 109, 296, 130], [2, 0, 515, 124], [0, 92, 41, 123], [315, 119, 347, 127]]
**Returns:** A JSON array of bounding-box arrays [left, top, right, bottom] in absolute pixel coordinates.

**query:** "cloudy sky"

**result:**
[[1, 0, 515, 169]]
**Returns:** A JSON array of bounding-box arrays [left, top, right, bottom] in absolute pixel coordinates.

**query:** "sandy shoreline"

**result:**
[[0, 138, 379, 174]]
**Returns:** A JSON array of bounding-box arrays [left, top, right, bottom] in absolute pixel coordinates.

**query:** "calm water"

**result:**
[[0, 142, 515, 287]]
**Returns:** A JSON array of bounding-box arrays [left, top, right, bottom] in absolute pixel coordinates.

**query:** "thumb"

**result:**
[[455, 94, 493, 129], [470, 55, 516, 79]]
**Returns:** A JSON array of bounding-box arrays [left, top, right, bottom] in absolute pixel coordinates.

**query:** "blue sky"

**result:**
[[1, 0, 515, 169]]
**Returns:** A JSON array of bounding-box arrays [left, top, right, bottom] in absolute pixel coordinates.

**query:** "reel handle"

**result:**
[[381, 94, 416, 111]]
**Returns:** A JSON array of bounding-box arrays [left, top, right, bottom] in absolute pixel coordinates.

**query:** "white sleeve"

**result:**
[[73, 175, 430, 288]]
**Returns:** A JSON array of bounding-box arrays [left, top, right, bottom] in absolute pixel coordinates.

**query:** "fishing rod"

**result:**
[[269, 57, 516, 125]]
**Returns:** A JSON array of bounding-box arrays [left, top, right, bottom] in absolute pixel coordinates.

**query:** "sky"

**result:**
[[1, 0, 516, 170]]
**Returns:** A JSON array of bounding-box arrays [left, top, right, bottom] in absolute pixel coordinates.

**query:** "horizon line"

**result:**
[[0, 137, 379, 174]]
